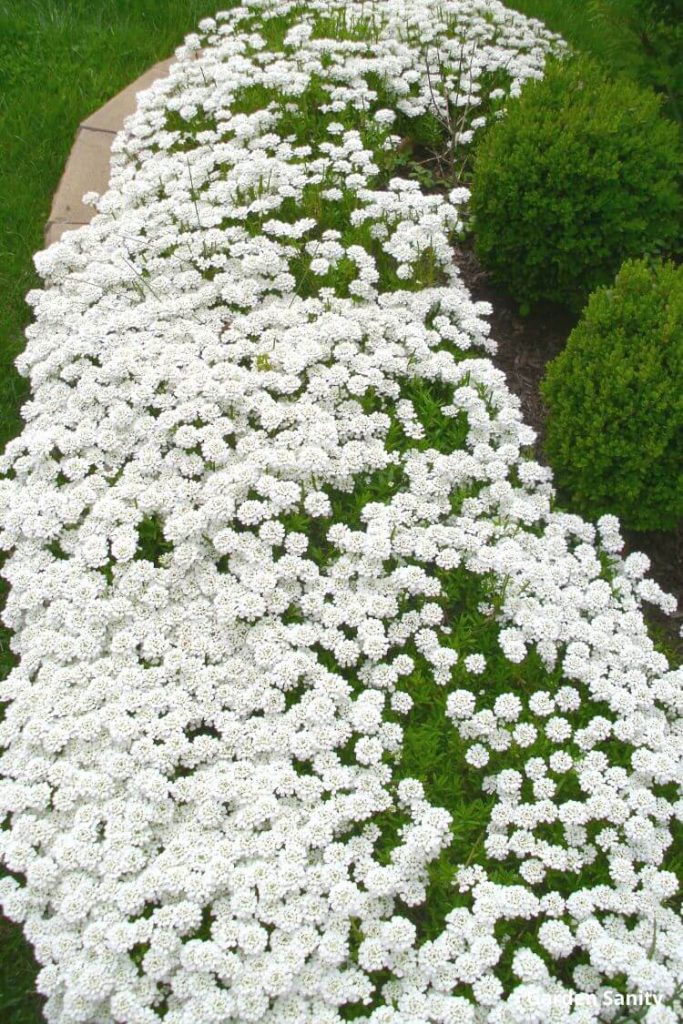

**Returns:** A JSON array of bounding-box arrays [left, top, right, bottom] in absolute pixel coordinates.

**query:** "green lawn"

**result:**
[[0, 4, 236, 1019]]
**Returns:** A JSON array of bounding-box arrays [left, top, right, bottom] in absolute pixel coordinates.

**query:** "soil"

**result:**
[[452, 242, 683, 660]]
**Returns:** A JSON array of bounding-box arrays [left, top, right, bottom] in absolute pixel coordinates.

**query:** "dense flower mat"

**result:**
[[1, 1, 681, 1021]]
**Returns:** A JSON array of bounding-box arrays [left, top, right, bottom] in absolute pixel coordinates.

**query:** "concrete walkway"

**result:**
[[45, 59, 173, 247]]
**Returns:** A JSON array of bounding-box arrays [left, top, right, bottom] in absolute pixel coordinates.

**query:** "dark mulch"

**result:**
[[452, 242, 683, 660], [452, 243, 575, 457]]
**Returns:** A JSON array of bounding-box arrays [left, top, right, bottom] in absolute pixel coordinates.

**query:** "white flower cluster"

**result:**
[[0, 2, 681, 1023]]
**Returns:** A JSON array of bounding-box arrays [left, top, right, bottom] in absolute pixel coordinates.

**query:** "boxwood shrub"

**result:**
[[541, 258, 683, 531], [470, 56, 682, 313]]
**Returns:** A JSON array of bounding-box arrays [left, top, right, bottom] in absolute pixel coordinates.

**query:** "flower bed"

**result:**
[[0, 2, 681, 1022]]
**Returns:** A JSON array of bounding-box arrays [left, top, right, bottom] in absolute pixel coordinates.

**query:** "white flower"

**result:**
[[464, 653, 486, 675], [466, 744, 490, 768], [447, 689, 477, 720], [539, 920, 576, 958]]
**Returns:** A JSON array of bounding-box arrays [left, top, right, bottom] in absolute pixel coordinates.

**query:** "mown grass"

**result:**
[[0, 4, 238, 1019]]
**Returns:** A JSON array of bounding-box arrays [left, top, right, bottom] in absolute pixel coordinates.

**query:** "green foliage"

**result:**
[[541, 259, 683, 531], [588, 0, 683, 124], [506, 0, 682, 127], [470, 55, 682, 312], [135, 514, 173, 566]]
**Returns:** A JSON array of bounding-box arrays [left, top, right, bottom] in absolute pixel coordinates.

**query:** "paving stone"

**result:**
[[80, 58, 174, 134], [45, 57, 174, 247], [44, 220, 88, 247], [48, 127, 112, 228]]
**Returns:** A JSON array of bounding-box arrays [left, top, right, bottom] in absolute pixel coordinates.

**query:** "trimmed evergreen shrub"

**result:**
[[542, 258, 683, 531], [470, 56, 682, 312]]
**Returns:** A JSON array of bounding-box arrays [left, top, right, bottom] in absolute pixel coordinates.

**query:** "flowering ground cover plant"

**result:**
[[0, 1, 681, 1022]]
